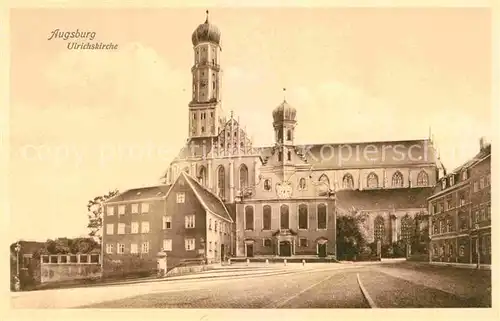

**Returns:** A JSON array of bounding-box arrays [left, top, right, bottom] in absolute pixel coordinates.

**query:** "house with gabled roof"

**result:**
[[102, 171, 234, 276]]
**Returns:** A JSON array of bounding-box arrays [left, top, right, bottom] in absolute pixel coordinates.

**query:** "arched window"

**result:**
[[319, 174, 330, 188], [239, 165, 248, 190], [342, 174, 354, 189], [264, 179, 272, 191], [317, 204, 327, 229], [374, 216, 385, 241], [217, 166, 225, 199], [298, 178, 307, 190], [263, 205, 272, 230], [367, 172, 379, 189], [198, 166, 207, 187], [392, 171, 404, 187], [401, 215, 413, 243], [417, 170, 429, 186], [287, 130, 292, 141], [280, 205, 289, 229], [298, 204, 308, 229], [245, 206, 254, 231]]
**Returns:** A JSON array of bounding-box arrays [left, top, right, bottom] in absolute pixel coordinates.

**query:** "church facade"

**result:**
[[163, 13, 442, 259]]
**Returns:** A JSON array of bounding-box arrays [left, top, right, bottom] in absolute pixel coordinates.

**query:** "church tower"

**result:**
[[189, 11, 224, 138], [272, 95, 297, 165]]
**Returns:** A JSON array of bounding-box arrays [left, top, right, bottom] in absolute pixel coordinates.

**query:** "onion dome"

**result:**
[[192, 10, 221, 46], [273, 100, 297, 123]]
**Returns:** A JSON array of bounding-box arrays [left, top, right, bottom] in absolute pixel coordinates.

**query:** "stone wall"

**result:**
[[40, 254, 101, 284]]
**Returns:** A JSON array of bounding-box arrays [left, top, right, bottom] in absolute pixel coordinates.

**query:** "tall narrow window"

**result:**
[[278, 151, 283, 162], [298, 204, 308, 229], [392, 171, 404, 187], [416, 170, 429, 186], [280, 205, 289, 229], [287, 151, 291, 161], [317, 204, 327, 229], [401, 215, 413, 243], [239, 165, 249, 191], [199, 166, 207, 187], [342, 174, 354, 189], [287, 130, 292, 141], [367, 172, 379, 188], [217, 166, 225, 199], [245, 206, 254, 230], [374, 216, 385, 241], [263, 205, 271, 230]]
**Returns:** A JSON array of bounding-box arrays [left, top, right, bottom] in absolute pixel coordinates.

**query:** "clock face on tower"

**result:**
[[276, 181, 293, 199]]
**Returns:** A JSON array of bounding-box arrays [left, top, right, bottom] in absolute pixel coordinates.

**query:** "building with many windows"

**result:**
[[159, 12, 442, 259], [428, 138, 491, 265], [102, 171, 233, 275]]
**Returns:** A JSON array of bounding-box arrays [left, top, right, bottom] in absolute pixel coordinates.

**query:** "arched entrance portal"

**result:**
[[279, 241, 292, 257], [316, 238, 328, 258]]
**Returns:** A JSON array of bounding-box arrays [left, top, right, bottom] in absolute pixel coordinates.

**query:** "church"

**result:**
[[162, 12, 442, 260]]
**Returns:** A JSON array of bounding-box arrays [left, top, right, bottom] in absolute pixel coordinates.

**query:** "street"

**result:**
[[11, 262, 491, 309]]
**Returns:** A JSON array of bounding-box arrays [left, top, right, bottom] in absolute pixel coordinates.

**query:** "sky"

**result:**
[[9, 7, 491, 243]]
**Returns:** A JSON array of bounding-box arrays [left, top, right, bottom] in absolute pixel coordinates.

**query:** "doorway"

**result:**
[[279, 241, 292, 257], [246, 243, 254, 257], [318, 243, 327, 257], [220, 244, 225, 261]]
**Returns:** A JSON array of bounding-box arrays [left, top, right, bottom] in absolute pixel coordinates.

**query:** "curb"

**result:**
[[357, 273, 378, 308]]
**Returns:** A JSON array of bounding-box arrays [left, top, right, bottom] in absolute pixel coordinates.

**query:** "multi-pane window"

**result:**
[[117, 243, 125, 254], [446, 218, 453, 233], [280, 205, 290, 229], [176, 193, 185, 203], [141, 203, 149, 213], [299, 238, 308, 247], [487, 205, 491, 220], [449, 175, 455, 186], [317, 204, 327, 229], [479, 177, 485, 189], [106, 244, 114, 254], [130, 243, 138, 254], [473, 182, 479, 192], [401, 216, 413, 243], [185, 215, 195, 228], [367, 172, 379, 188], [480, 209, 485, 221], [118, 205, 126, 215], [245, 206, 254, 230], [459, 192, 466, 206], [163, 239, 172, 251], [106, 224, 114, 235], [107, 206, 115, 216], [163, 216, 172, 229], [117, 223, 126, 235], [459, 215, 468, 230], [239, 165, 249, 191], [141, 221, 150, 233], [342, 174, 354, 189], [474, 211, 479, 223], [392, 171, 404, 187], [185, 238, 195, 251], [263, 205, 271, 230], [433, 222, 438, 235], [462, 170, 468, 180], [374, 216, 385, 241], [440, 220, 445, 233], [131, 222, 139, 234], [298, 204, 308, 229], [217, 166, 225, 199], [141, 242, 149, 253], [445, 197, 453, 210], [417, 170, 429, 186], [263, 239, 272, 247], [131, 204, 139, 214]]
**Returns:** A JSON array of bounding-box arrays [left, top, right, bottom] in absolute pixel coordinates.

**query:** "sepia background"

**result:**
[[2, 0, 498, 319]]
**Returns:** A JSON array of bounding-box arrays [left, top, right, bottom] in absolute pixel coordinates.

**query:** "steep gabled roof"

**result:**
[[106, 185, 172, 203], [182, 172, 233, 222], [335, 187, 433, 211]]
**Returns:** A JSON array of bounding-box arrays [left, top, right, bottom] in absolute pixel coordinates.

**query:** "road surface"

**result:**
[[11, 262, 491, 309]]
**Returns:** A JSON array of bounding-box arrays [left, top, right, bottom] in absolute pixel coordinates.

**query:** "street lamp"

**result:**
[[14, 242, 21, 291]]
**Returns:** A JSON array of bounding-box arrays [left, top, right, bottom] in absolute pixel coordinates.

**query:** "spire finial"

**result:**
[[205, 10, 209, 23], [283, 88, 286, 102], [230, 110, 234, 119]]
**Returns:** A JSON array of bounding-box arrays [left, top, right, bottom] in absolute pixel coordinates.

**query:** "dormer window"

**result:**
[[442, 179, 446, 189], [462, 170, 468, 180], [449, 175, 454, 186]]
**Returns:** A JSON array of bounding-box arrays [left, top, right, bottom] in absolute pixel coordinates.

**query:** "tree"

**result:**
[[87, 189, 119, 241], [336, 208, 369, 260]]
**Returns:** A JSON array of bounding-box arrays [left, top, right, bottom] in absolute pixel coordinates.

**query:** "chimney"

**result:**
[[479, 136, 487, 151]]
